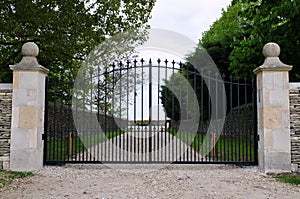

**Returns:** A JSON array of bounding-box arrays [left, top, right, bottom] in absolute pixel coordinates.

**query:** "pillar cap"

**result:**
[[263, 42, 280, 58], [10, 42, 49, 74], [22, 42, 39, 57], [253, 42, 292, 74]]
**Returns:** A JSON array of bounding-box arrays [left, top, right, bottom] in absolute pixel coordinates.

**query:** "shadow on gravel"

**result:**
[[60, 164, 253, 171]]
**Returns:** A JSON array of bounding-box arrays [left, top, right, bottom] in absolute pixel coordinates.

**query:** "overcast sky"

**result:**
[[130, 1, 233, 120], [149, 0, 232, 42]]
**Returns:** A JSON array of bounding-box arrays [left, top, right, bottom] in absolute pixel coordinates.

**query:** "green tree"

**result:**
[[160, 64, 210, 121], [0, 0, 156, 82], [189, 2, 245, 75], [190, 0, 300, 80], [229, 0, 300, 80], [62, 29, 146, 115], [160, 72, 182, 121]]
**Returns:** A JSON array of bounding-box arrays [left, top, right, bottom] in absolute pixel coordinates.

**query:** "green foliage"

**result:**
[[160, 68, 201, 121], [190, 134, 255, 161], [0, 170, 34, 189], [192, 0, 300, 80], [160, 73, 181, 121], [200, 2, 244, 45], [168, 132, 256, 162], [73, 31, 147, 114], [190, 2, 245, 75], [274, 174, 300, 186], [0, 0, 156, 82], [46, 131, 125, 161], [230, 0, 300, 79], [160, 65, 211, 121]]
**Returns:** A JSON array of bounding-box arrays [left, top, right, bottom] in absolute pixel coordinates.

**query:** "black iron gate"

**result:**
[[44, 59, 258, 165]]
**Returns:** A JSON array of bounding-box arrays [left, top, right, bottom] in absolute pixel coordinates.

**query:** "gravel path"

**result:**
[[1, 164, 300, 199]]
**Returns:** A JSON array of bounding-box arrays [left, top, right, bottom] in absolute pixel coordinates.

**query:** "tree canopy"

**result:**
[[229, 0, 300, 80], [189, 0, 300, 80], [0, 0, 156, 82]]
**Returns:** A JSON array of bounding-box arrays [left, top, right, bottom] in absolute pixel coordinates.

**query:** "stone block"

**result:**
[[268, 90, 289, 107], [28, 128, 38, 148], [258, 149, 265, 172], [12, 89, 27, 106], [38, 108, 44, 128], [282, 109, 290, 129], [283, 73, 289, 89], [264, 151, 291, 173], [262, 72, 274, 90], [274, 73, 284, 90], [38, 73, 46, 92], [2, 161, 9, 169], [19, 107, 37, 128], [263, 108, 282, 129], [291, 164, 298, 172], [10, 127, 40, 149], [13, 72, 19, 89], [10, 128, 30, 148], [11, 107, 19, 128], [10, 148, 43, 171], [18, 72, 39, 90], [273, 129, 291, 151], [26, 89, 38, 106], [257, 108, 263, 129], [37, 91, 45, 108], [263, 129, 273, 150]]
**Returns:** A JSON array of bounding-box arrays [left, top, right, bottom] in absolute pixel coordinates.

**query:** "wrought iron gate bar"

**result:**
[[44, 58, 258, 165]]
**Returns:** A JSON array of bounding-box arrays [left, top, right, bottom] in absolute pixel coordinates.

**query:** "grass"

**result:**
[[46, 129, 257, 163], [273, 173, 300, 186], [0, 170, 34, 189], [170, 130, 256, 162], [46, 131, 124, 161]]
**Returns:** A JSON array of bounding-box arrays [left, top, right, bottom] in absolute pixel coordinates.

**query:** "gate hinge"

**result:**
[[256, 134, 260, 141], [42, 134, 46, 140]]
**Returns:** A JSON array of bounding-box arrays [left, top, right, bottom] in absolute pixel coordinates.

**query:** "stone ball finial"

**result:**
[[262, 42, 280, 58], [22, 42, 39, 57]]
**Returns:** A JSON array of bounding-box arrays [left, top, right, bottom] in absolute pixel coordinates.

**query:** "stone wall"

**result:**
[[0, 84, 12, 169], [289, 83, 300, 170]]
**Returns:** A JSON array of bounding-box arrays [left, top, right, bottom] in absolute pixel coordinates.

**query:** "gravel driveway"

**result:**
[[1, 164, 299, 199]]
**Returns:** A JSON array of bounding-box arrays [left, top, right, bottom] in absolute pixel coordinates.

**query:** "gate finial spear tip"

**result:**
[[22, 42, 39, 57], [262, 42, 280, 58]]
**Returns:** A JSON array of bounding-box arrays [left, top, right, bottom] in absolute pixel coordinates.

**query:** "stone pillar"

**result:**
[[9, 42, 49, 171], [254, 42, 292, 173]]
